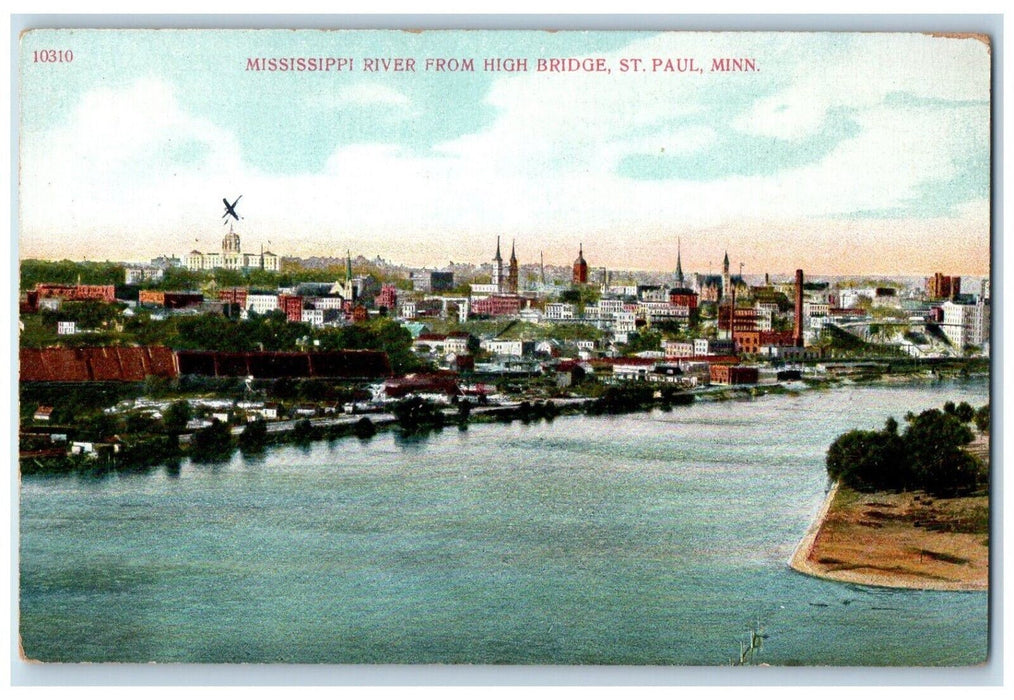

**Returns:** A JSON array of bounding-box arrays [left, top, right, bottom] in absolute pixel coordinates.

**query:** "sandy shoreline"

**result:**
[[789, 484, 988, 591]]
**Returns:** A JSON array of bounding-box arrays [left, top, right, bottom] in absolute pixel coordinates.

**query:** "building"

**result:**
[[431, 271, 454, 292], [376, 284, 398, 311], [138, 290, 204, 309], [573, 244, 588, 284], [941, 299, 989, 349], [246, 292, 279, 316], [668, 287, 699, 310], [674, 238, 685, 287], [927, 272, 962, 301], [545, 302, 576, 321], [35, 283, 116, 303], [124, 266, 164, 285], [491, 236, 506, 293], [710, 364, 758, 386], [734, 330, 796, 355], [183, 226, 279, 272], [278, 294, 304, 323], [507, 240, 519, 294], [471, 295, 523, 318]]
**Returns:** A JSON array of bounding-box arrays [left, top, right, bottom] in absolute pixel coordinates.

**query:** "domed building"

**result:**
[[183, 225, 279, 272]]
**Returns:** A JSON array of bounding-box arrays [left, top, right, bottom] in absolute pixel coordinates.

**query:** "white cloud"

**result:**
[[18, 33, 991, 274]]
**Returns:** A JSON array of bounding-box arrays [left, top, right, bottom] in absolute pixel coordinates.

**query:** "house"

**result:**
[[33, 406, 53, 422]]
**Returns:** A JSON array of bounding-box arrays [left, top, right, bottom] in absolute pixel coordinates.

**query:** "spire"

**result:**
[[510, 238, 517, 262], [346, 249, 353, 280], [675, 236, 684, 286], [494, 235, 502, 262], [723, 250, 730, 270]]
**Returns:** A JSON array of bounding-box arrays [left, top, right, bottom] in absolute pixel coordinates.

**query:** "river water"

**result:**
[[19, 379, 990, 665]]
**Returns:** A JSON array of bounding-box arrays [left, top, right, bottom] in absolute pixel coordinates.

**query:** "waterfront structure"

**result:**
[[573, 244, 588, 284], [183, 226, 279, 272]]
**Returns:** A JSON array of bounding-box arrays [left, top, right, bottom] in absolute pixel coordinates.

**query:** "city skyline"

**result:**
[[19, 30, 991, 275]]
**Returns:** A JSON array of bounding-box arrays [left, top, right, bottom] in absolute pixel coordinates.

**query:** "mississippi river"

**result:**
[[20, 379, 989, 664]]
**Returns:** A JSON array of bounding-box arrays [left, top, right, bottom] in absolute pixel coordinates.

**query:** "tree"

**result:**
[[825, 429, 909, 492], [955, 401, 975, 424], [292, 418, 315, 443], [191, 419, 234, 461], [974, 403, 990, 433], [162, 400, 192, 434], [238, 419, 268, 452]]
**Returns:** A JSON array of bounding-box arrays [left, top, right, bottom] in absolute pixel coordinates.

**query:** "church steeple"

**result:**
[[675, 237, 685, 287], [494, 235, 503, 262], [507, 239, 519, 294]]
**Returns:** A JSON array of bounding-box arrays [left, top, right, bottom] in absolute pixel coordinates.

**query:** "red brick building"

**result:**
[[471, 295, 523, 318], [376, 284, 398, 311], [572, 244, 588, 284], [734, 330, 796, 355], [926, 272, 961, 300], [35, 283, 116, 303], [218, 287, 249, 308], [668, 287, 699, 310], [278, 294, 304, 323], [710, 364, 758, 385]]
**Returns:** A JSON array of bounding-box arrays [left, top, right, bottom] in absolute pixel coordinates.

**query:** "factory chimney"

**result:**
[[794, 269, 804, 347]]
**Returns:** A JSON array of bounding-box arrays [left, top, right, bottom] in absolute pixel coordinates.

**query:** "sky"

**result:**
[[18, 29, 992, 276]]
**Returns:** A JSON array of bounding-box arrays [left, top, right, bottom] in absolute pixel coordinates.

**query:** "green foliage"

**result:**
[[238, 419, 268, 452], [353, 417, 377, 439], [292, 418, 315, 443], [20, 259, 125, 290], [190, 419, 234, 462], [162, 400, 193, 435], [559, 285, 600, 310], [826, 405, 981, 496], [826, 428, 909, 492], [622, 331, 662, 354], [955, 401, 975, 424], [392, 396, 445, 431], [974, 403, 990, 433], [40, 300, 124, 330]]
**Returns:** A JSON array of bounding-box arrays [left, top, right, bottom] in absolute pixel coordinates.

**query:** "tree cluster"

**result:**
[[826, 402, 987, 496]]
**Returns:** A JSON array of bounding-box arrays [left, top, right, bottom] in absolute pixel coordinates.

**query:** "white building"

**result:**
[[124, 266, 164, 284], [184, 227, 279, 272], [941, 300, 990, 349], [246, 293, 279, 316], [545, 303, 576, 320]]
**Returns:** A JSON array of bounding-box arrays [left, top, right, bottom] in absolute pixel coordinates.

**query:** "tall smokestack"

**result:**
[[794, 269, 804, 348], [730, 285, 737, 346]]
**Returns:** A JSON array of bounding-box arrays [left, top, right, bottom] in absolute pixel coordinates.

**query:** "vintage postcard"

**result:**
[[16, 26, 992, 669]]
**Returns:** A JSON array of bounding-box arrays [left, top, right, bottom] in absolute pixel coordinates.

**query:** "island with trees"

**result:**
[[791, 401, 990, 590]]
